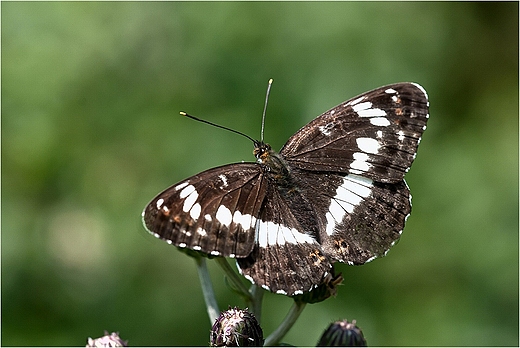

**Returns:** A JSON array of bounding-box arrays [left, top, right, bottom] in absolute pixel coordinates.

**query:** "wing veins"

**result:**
[[209, 174, 262, 252]]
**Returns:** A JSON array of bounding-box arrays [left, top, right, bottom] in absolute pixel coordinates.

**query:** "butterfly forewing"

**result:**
[[280, 83, 429, 183], [142, 164, 267, 258]]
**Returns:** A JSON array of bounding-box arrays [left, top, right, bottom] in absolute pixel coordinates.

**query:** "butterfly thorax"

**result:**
[[254, 141, 295, 193]]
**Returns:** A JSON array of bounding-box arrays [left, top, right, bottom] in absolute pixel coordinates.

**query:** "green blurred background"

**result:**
[[2, 2, 518, 346]]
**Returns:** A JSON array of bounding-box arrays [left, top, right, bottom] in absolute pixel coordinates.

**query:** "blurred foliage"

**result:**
[[2, 2, 518, 346]]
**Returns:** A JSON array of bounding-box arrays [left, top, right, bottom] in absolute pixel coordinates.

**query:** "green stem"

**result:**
[[263, 301, 307, 346], [214, 257, 253, 302], [249, 285, 264, 322], [195, 257, 219, 324]]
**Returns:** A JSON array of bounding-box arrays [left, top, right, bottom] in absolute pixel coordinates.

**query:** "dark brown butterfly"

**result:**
[[142, 82, 429, 296]]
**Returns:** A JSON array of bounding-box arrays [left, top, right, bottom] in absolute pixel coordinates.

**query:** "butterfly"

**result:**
[[142, 82, 429, 296]]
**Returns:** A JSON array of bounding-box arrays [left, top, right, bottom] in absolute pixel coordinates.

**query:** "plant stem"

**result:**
[[214, 257, 253, 302], [263, 301, 307, 346], [249, 285, 264, 322], [195, 257, 219, 324]]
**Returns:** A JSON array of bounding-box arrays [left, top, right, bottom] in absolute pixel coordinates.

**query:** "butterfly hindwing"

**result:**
[[290, 168, 411, 264], [237, 184, 333, 295], [280, 83, 429, 183], [142, 163, 267, 258]]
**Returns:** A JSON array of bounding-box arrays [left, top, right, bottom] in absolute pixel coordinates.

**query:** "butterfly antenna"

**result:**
[[180, 112, 257, 144], [260, 78, 273, 143]]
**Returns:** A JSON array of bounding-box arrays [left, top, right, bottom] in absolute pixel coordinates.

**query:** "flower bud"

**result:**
[[210, 307, 264, 347], [316, 320, 367, 347], [86, 331, 127, 347]]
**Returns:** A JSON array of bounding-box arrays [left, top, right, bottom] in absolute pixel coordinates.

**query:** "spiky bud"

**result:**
[[210, 307, 264, 347], [86, 331, 127, 347], [316, 320, 367, 347]]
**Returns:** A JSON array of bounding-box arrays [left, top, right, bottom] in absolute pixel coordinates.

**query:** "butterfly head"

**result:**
[[253, 141, 273, 164]]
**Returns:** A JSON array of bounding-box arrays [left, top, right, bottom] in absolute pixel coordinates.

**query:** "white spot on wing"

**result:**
[[369, 117, 391, 126], [319, 123, 334, 136], [182, 188, 199, 212], [175, 182, 189, 191], [156, 198, 164, 209], [325, 199, 349, 236], [352, 101, 372, 112], [190, 203, 201, 219], [325, 174, 373, 236], [256, 220, 316, 247], [233, 210, 255, 229], [319, 126, 329, 136], [218, 174, 228, 187], [356, 137, 380, 154], [216, 205, 232, 226], [357, 108, 387, 118], [365, 255, 377, 263], [179, 184, 195, 198], [385, 88, 397, 94], [347, 96, 366, 106], [245, 275, 255, 284], [335, 179, 370, 208], [350, 152, 371, 172], [397, 130, 405, 141], [328, 199, 346, 221], [345, 174, 373, 193]]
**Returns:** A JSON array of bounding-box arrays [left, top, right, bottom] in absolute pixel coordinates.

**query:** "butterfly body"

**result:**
[[143, 82, 429, 296]]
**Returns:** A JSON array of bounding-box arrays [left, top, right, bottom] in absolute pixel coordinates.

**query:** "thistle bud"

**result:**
[[316, 320, 367, 347], [86, 331, 127, 347], [210, 307, 264, 347]]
